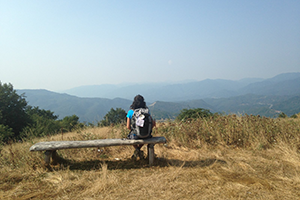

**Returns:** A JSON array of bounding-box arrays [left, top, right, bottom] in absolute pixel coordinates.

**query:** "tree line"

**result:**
[[0, 82, 83, 143]]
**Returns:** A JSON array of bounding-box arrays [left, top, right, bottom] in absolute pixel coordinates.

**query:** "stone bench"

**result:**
[[29, 136, 167, 166]]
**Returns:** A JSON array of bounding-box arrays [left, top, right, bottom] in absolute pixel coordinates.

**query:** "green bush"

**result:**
[[21, 107, 82, 139], [98, 108, 126, 127], [20, 106, 60, 138], [59, 115, 81, 132], [278, 112, 287, 118], [0, 124, 14, 143], [290, 114, 298, 118], [176, 108, 214, 121]]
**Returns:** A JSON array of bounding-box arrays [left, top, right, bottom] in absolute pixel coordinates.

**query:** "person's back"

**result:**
[[131, 107, 152, 139], [126, 95, 156, 159]]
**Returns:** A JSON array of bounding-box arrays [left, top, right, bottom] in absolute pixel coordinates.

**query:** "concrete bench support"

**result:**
[[147, 144, 155, 166], [44, 150, 58, 165], [30, 137, 166, 166], [44, 150, 51, 164]]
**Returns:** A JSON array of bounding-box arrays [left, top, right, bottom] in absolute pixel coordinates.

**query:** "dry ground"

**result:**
[[1, 126, 300, 199]]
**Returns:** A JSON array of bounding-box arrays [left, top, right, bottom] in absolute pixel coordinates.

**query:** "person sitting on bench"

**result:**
[[126, 95, 156, 159]]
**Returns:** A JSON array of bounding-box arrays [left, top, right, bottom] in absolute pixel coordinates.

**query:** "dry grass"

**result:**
[[1, 115, 300, 199]]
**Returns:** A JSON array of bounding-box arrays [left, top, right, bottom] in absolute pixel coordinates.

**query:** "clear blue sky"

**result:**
[[1, 0, 299, 91]]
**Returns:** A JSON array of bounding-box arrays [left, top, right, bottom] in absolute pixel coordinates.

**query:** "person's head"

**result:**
[[130, 94, 146, 109]]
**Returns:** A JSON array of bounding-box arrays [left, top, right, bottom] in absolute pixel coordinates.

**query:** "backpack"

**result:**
[[131, 108, 152, 139]]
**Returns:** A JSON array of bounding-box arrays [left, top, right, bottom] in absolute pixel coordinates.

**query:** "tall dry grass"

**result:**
[[1, 115, 300, 199], [159, 114, 300, 150]]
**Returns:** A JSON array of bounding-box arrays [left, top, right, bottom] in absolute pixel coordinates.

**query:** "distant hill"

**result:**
[[17, 72, 300, 122], [62, 72, 300, 102], [62, 78, 261, 102], [149, 99, 213, 119], [17, 89, 300, 122], [272, 96, 300, 116], [17, 89, 132, 123], [16, 89, 213, 122], [204, 94, 299, 117], [238, 77, 300, 96]]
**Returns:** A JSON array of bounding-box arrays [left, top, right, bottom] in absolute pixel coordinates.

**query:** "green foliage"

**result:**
[[20, 106, 61, 138], [176, 108, 214, 121], [278, 112, 287, 118], [291, 114, 298, 118], [0, 82, 85, 142], [98, 108, 126, 127], [26, 106, 58, 120], [59, 115, 81, 132], [0, 82, 29, 141], [21, 109, 82, 138], [0, 124, 14, 143]]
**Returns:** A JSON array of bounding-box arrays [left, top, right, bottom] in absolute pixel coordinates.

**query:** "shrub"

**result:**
[[0, 124, 14, 143], [290, 114, 298, 118], [59, 115, 81, 132], [176, 108, 214, 122], [278, 112, 287, 118], [98, 108, 127, 127], [20, 107, 82, 139]]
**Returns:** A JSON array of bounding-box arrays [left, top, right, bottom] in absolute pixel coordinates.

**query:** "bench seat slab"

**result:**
[[30, 137, 166, 151]]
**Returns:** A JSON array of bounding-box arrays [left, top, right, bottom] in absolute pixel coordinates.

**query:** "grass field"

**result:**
[[1, 115, 300, 199]]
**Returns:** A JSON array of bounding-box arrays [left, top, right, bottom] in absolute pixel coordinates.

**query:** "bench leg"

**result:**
[[147, 144, 155, 166], [44, 150, 57, 165], [52, 150, 58, 165], [44, 150, 51, 165]]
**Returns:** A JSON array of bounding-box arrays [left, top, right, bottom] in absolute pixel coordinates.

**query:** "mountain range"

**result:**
[[17, 72, 300, 122], [62, 73, 300, 102]]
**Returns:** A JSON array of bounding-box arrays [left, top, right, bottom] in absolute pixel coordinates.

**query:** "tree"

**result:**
[[21, 107, 83, 138], [99, 108, 126, 126], [20, 106, 61, 138], [0, 82, 29, 141], [26, 106, 58, 121], [176, 108, 214, 121], [60, 115, 80, 132]]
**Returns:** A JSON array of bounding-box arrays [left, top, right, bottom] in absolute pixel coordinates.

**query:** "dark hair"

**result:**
[[130, 94, 147, 109]]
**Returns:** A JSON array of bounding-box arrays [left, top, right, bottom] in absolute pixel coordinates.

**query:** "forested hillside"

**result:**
[[15, 72, 300, 122], [18, 89, 132, 122], [17, 90, 300, 122]]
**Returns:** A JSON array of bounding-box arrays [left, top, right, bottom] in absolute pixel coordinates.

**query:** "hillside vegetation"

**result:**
[[1, 114, 300, 199]]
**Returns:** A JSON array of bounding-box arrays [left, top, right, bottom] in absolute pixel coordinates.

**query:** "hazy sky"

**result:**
[[1, 0, 299, 91]]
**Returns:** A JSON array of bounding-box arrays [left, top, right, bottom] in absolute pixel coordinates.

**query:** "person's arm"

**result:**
[[127, 117, 131, 130], [126, 110, 133, 130]]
